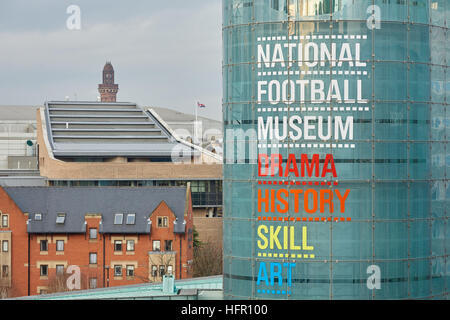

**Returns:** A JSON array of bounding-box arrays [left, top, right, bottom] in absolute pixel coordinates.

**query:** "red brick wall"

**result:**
[[0, 187, 194, 297], [0, 188, 29, 297]]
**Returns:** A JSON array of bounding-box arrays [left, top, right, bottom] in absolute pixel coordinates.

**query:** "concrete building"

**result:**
[[0, 105, 39, 171], [0, 185, 194, 298], [37, 100, 223, 214], [0, 106, 45, 188]]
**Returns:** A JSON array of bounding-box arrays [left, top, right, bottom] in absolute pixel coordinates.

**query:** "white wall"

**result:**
[[0, 121, 37, 170]]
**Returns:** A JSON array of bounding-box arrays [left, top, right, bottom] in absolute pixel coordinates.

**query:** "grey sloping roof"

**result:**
[[44, 101, 199, 158], [149, 106, 222, 136], [3, 187, 187, 234], [149, 106, 221, 124]]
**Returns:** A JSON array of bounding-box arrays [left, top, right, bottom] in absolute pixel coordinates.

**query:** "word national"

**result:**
[[258, 42, 366, 68]]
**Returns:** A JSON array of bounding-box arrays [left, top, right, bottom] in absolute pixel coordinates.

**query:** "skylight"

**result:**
[[56, 213, 66, 224], [126, 213, 136, 225], [114, 213, 124, 225]]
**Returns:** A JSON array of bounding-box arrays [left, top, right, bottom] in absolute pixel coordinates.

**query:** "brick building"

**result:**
[[36, 99, 223, 246], [98, 62, 119, 102], [0, 186, 194, 297]]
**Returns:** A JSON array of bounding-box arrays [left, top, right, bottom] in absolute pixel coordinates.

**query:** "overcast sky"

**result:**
[[0, 0, 223, 120]]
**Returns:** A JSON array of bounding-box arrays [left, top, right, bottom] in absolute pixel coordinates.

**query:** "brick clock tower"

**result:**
[[98, 62, 119, 102]]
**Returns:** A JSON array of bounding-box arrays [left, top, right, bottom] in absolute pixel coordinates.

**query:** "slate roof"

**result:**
[[3, 187, 188, 234]]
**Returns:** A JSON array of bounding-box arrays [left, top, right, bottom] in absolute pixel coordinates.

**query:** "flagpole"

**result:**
[[195, 101, 198, 124], [194, 101, 198, 143]]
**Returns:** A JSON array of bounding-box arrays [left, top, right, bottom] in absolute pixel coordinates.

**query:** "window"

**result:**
[[159, 265, 165, 277], [126, 213, 136, 225], [56, 240, 64, 252], [56, 213, 66, 224], [167, 265, 173, 275], [126, 240, 135, 252], [164, 240, 173, 251], [89, 278, 97, 289], [89, 228, 97, 239], [191, 181, 206, 193], [114, 240, 122, 251], [126, 265, 134, 277], [114, 265, 122, 276], [2, 265, 9, 278], [114, 213, 123, 225], [35, 213, 42, 221], [39, 289, 47, 295], [89, 253, 97, 265], [152, 240, 160, 251], [56, 265, 64, 275], [2, 240, 8, 252], [151, 265, 158, 277], [40, 265, 48, 277], [40, 240, 48, 252], [157, 217, 168, 228], [2, 214, 8, 227]]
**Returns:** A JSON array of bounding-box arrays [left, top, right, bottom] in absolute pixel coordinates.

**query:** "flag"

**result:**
[[197, 102, 206, 108]]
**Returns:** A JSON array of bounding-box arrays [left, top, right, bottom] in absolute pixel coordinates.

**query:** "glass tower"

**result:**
[[223, 0, 448, 299]]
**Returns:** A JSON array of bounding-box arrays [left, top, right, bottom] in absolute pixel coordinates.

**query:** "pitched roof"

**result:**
[[103, 62, 114, 72], [3, 187, 188, 234]]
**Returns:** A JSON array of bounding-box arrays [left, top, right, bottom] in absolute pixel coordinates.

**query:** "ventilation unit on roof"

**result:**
[[162, 274, 176, 294]]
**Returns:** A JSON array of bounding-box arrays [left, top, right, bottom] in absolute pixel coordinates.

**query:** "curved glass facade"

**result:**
[[222, 0, 448, 299]]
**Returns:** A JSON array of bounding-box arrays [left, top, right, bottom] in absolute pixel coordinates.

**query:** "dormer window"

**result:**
[[126, 213, 136, 225], [56, 213, 66, 224], [35, 213, 42, 221], [114, 213, 123, 225]]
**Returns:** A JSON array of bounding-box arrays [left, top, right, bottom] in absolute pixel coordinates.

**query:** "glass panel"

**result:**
[[126, 214, 136, 225], [114, 213, 123, 225], [223, 0, 448, 300]]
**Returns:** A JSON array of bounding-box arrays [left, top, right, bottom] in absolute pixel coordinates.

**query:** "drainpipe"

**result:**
[[179, 234, 182, 279], [27, 233, 30, 296], [103, 234, 105, 288]]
